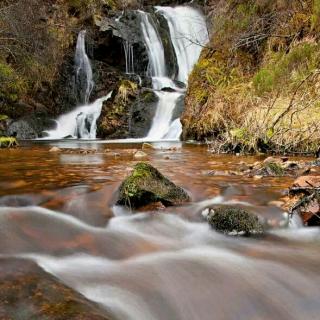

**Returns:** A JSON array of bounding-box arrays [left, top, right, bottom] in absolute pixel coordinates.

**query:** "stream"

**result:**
[[1, 141, 320, 319]]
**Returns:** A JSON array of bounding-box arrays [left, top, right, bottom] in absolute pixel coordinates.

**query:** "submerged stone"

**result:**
[[116, 162, 190, 209], [207, 206, 263, 236]]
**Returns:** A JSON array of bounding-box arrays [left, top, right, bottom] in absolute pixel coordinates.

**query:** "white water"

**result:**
[[147, 91, 183, 140], [1, 204, 320, 320], [155, 6, 209, 83], [123, 40, 135, 74], [137, 6, 208, 141], [75, 30, 94, 104], [138, 11, 167, 77], [44, 92, 112, 139]]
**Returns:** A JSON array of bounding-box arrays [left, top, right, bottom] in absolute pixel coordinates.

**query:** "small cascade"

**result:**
[[138, 10, 167, 77], [44, 92, 112, 139], [155, 6, 209, 84], [135, 6, 208, 141], [75, 30, 94, 104], [146, 91, 182, 140], [123, 40, 135, 74]]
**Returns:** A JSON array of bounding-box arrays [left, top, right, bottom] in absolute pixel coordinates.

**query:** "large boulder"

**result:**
[[0, 258, 110, 320], [207, 206, 263, 236], [116, 162, 190, 209]]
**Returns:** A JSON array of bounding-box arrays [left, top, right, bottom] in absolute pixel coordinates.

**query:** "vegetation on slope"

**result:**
[[183, 0, 320, 154]]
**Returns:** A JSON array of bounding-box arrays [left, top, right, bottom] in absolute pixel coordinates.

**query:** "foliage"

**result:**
[[183, 0, 320, 154], [0, 136, 18, 148]]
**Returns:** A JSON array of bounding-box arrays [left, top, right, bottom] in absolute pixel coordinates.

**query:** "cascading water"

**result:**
[[123, 40, 135, 74], [135, 6, 208, 141], [155, 6, 209, 83], [138, 11, 167, 77], [43, 31, 111, 140], [75, 30, 94, 104], [44, 92, 112, 139]]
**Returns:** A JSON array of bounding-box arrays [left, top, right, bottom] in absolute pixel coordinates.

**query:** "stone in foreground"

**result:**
[[116, 162, 190, 209], [207, 206, 263, 236], [0, 258, 110, 320]]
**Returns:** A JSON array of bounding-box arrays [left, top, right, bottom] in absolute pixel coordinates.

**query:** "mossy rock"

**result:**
[[207, 206, 263, 236], [0, 137, 18, 148], [116, 163, 190, 209]]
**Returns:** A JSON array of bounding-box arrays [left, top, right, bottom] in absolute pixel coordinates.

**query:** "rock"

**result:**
[[293, 176, 320, 188], [207, 206, 263, 236], [116, 162, 190, 209], [49, 146, 61, 153], [142, 142, 155, 150], [0, 258, 110, 320], [285, 176, 320, 226], [134, 150, 148, 159]]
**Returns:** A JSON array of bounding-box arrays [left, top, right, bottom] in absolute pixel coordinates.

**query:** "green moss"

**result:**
[[117, 162, 190, 209], [0, 115, 8, 121], [266, 162, 285, 176], [0, 62, 26, 102], [312, 0, 320, 30], [253, 43, 320, 95], [0, 137, 18, 148], [208, 206, 263, 235]]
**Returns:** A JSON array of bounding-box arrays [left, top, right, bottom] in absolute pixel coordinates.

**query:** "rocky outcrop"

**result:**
[[285, 176, 320, 227], [116, 162, 190, 209], [207, 206, 263, 236], [97, 81, 158, 139], [0, 258, 111, 319]]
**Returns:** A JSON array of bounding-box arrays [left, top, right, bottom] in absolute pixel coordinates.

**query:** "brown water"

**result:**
[[1, 141, 320, 320]]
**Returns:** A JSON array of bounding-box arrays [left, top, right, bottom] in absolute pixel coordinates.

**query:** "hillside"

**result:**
[[183, 0, 320, 154]]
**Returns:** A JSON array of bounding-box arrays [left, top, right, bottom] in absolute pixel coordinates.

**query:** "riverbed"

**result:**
[[1, 141, 320, 319]]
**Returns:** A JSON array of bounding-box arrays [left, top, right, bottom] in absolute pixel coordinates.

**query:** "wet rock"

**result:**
[[286, 175, 320, 226], [292, 176, 320, 188], [6, 114, 54, 139], [116, 162, 190, 209], [0, 258, 110, 320], [207, 206, 263, 236], [49, 147, 61, 152], [247, 157, 305, 177], [129, 89, 158, 138], [142, 142, 155, 150], [134, 150, 148, 159]]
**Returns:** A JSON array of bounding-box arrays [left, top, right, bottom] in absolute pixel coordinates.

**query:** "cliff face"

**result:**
[[183, 0, 320, 154], [0, 0, 194, 139]]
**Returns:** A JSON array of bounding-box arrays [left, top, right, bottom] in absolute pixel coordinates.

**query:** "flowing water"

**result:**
[[44, 93, 112, 139], [1, 141, 320, 319], [138, 6, 208, 140], [75, 30, 94, 104], [155, 6, 209, 83]]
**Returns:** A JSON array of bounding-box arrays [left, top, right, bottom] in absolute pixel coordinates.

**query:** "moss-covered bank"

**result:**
[[183, 0, 320, 154]]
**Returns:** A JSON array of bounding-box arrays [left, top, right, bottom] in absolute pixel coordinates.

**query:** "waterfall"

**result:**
[[136, 6, 208, 140], [123, 40, 135, 74], [138, 11, 166, 77], [155, 6, 209, 84], [43, 31, 111, 140], [44, 92, 112, 139], [75, 30, 94, 104]]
